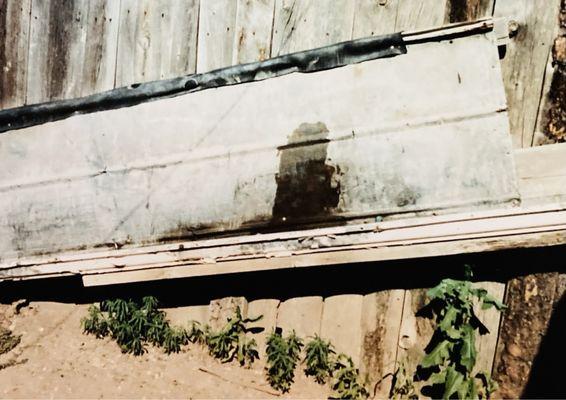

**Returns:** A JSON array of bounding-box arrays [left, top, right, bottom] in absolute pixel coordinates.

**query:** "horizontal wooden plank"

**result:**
[[515, 142, 566, 204]]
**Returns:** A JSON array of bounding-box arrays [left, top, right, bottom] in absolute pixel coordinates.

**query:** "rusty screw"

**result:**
[[508, 20, 520, 38]]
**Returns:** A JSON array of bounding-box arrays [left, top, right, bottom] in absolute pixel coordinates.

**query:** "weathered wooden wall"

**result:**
[[1, 0, 563, 149], [1, 0, 565, 398]]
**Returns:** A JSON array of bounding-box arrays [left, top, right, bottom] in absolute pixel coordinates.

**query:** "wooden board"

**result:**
[[352, 0, 399, 39], [196, 0, 238, 72], [395, 0, 448, 31], [473, 281, 506, 374], [247, 299, 280, 358], [116, 0, 200, 86], [26, 0, 89, 104], [396, 289, 435, 393], [233, 0, 276, 64], [492, 273, 559, 398], [271, 0, 356, 56], [494, 0, 561, 148], [360, 290, 405, 397], [0, 0, 32, 109], [276, 296, 323, 338], [320, 294, 364, 365], [445, 0, 494, 23], [515, 142, 566, 204], [80, 0, 120, 97]]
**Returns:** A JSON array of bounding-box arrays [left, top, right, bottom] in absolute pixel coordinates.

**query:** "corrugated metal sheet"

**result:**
[[0, 24, 517, 264]]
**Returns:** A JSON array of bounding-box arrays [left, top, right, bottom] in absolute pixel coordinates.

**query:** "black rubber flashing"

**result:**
[[0, 32, 406, 133]]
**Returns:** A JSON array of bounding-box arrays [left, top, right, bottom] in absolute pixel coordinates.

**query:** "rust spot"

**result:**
[[272, 122, 341, 225]]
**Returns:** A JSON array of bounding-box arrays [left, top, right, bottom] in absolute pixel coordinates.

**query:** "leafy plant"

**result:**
[[415, 266, 506, 399], [330, 354, 369, 400], [206, 306, 262, 366], [265, 329, 304, 393], [81, 296, 188, 356], [187, 320, 209, 345], [304, 334, 335, 384], [388, 362, 418, 400]]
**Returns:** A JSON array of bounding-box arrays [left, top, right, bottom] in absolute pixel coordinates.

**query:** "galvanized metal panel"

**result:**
[[0, 31, 517, 261]]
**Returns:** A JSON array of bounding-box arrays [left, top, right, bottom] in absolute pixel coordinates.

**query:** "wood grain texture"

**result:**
[[276, 296, 323, 338], [116, 0, 200, 86], [0, 0, 31, 109], [81, 0, 120, 96], [352, 0, 399, 39], [492, 273, 559, 398], [27, 0, 89, 104], [271, 0, 356, 56], [396, 289, 435, 392], [395, 0, 448, 31], [494, 0, 561, 148], [535, 1, 566, 144], [360, 290, 405, 398], [320, 294, 364, 365], [197, 0, 238, 72], [247, 299, 280, 359], [473, 281, 505, 375], [445, 0, 494, 23], [233, 0, 275, 64], [515, 142, 566, 204]]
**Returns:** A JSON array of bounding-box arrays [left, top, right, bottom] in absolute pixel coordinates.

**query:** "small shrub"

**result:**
[[389, 362, 418, 400], [81, 296, 187, 356], [304, 334, 335, 384], [265, 329, 304, 393], [416, 266, 506, 399], [330, 354, 369, 400], [206, 306, 262, 367], [187, 320, 209, 345]]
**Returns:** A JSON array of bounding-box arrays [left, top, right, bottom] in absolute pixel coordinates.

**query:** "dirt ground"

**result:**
[[0, 301, 330, 399]]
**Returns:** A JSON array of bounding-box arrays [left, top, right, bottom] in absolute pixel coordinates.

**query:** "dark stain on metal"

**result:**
[[47, 0, 73, 100], [272, 122, 341, 224]]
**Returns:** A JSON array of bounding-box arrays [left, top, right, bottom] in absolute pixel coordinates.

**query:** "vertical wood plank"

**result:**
[[116, 0, 199, 86], [492, 273, 559, 398], [27, 0, 89, 104], [360, 289, 405, 398], [0, 0, 31, 109], [395, 0, 448, 31], [473, 281, 505, 375], [535, 1, 566, 145], [247, 298, 280, 359], [320, 295, 364, 365], [233, 0, 276, 64], [80, 0, 120, 97], [395, 289, 435, 393], [161, 0, 199, 80], [494, 0, 561, 148], [352, 0, 399, 39], [114, 0, 138, 86], [444, 0, 494, 23], [271, 0, 356, 56], [276, 296, 323, 338], [196, 0, 238, 72]]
